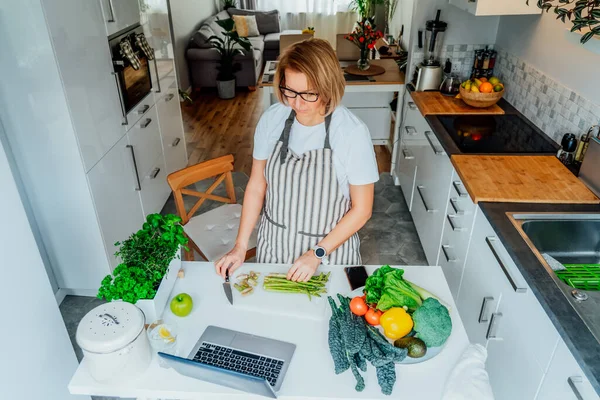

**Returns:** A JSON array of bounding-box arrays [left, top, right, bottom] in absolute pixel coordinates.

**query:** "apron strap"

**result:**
[[278, 109, 334, 163], [279, 110, 296, 164], [324, 112, 332, 150]]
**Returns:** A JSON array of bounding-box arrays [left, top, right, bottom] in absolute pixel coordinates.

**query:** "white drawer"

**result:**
[[164, 134, 187, 175], [140, 154, 171, 215], [157, 87, 183, 142], [124, 92, 156, 132], [402, 100, 430, 141], [397, 139, 419, 210], [348, 107, 391, 141], [127, 105, 162, 178]]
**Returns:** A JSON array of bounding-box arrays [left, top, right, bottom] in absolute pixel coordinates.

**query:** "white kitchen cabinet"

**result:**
[[411, 130, 454, 265], [449, 0, 540, 16], [127, 105, 162, 177], [397, 139, 419, 210], [537, 339, 600, 400], [88, 136, 145, 267], [139, 153, 171, 215], [99, 0, 141, 36], [349, 107, 392, 144], [157, 86, 188, 174], [42, 0, 126, 172]]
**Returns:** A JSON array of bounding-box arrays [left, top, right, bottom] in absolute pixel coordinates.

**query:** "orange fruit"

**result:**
[[479, 82, 493, 93], [479, 77, 488, 82]]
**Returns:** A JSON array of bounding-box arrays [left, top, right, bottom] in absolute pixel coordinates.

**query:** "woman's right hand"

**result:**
[[215, 243, 247, 278]]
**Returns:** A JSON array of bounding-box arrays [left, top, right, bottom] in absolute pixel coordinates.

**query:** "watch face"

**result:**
[[314, 247, 326, 258]]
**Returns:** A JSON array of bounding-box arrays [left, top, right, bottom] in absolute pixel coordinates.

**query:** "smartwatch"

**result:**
[[312, 245, 330, 265]]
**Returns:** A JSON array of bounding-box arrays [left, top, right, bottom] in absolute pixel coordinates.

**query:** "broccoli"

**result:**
[[412, 297, 452, 347]]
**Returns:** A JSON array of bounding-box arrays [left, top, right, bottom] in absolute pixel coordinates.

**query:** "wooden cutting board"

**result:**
[[230, 264, 329, 321], [451, 155, 600, 204], [411, 91, 504, 115]]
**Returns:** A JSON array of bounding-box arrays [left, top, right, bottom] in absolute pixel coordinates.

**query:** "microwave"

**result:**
[[109, 24, 156, 125]]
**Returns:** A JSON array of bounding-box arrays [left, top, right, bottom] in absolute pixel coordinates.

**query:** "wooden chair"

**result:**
[[167, 155, 257, 262], [335, 33, 361, 61], [279, 33, 314, 54]]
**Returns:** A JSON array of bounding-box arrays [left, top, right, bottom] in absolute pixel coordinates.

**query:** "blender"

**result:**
[[412, 10, 447, 91]]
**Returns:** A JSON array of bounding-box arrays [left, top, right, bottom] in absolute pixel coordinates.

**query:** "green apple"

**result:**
[[170, 293, 193, 317]]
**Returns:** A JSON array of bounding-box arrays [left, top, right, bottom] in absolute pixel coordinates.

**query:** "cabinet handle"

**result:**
[[447, 214, 465, 232], [478, 296, 494, 323], [441, 245, 457, 263], [404, 126, 417, 136], [453, 181, 468, 198], [137, 105, 150, 115], [416, 185, 437, 213], [425, 131, 445, 155], [408, 101, 417, 110], [486, 237, 528, 293], [106, 0, 115, 22], [402, 149, 414, 160], [171, 137, 181, 147], [126, 145, 142, 191], [568, 376, 588, 400], [152, 57, 161, 93], [140, 118, 152, 128], [486, 312, 502, 340], [449, 198, 464, 215], [150, 167, 161, 179], [165, 93, 175, 102], [111, 72, 128, 125]]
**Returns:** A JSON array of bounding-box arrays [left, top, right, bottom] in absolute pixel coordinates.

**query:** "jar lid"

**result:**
[[76, 302, 145, 354]]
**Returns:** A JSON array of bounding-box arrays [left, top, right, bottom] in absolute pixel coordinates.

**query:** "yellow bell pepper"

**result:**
[[380, 307, 413, 340]]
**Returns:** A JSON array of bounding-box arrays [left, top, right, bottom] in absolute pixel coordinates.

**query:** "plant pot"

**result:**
[[135, 250, 182, 322], [217, 79, 236, 99]]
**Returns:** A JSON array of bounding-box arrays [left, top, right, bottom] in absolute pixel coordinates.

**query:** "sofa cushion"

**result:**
[[227, 8, 280, 35], [246, 35, 264, 52], [189, 24, 215, 49], [232, 15, 260, 37], [263, 30, 304, 50], [204, 10, 231, 38]]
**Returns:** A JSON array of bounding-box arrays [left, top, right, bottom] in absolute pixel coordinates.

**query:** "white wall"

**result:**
[[168, 0, 219, 90], [496, 13, 600, 105], [389, 0, 415, 50], [0, 133, 86, 399]]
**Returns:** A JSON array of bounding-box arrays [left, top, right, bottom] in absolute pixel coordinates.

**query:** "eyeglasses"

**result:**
[[279, 86, 319, 102]]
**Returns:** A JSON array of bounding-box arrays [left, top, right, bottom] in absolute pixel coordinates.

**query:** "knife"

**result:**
[[223, 268, 233, 305]]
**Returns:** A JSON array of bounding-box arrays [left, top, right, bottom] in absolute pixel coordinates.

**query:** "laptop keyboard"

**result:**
[[192, 342, 284, 387]]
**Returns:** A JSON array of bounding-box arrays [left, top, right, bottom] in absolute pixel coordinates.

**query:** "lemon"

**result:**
[[489, 77, 500, 85], [473, 78, 482, 87], [464, 83, 471, 91], [158, 325, 172, 339], [471, 86, 480, 93], [493, 84, 504, 92]]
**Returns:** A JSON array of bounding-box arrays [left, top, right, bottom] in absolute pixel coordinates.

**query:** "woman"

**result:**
[[215, 38, 378, 282]]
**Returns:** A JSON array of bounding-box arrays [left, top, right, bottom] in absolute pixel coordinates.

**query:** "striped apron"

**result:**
[[256, 109, 361, 265]]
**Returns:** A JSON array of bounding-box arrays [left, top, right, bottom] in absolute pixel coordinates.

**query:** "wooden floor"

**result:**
[[181, 88, 392, 176]]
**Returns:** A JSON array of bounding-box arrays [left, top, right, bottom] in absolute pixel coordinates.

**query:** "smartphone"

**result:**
[[344, 266, 369, 291]]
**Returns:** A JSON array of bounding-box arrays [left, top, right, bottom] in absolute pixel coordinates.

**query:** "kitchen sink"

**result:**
[[509, 213, 600, 342]]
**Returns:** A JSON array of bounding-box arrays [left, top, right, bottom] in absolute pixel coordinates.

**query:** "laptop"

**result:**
[[158, 326, 296, 399]]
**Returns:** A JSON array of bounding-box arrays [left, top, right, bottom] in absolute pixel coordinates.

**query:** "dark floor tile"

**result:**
[[372, 195, 391, 213], [380, 185, 404, 203], [385, 202, 412, 222], [361, 212, 398, 233], [395, 242, 428, 265]]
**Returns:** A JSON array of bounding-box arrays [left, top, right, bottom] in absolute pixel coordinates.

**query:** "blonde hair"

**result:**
[[274, 38, 345, 116]]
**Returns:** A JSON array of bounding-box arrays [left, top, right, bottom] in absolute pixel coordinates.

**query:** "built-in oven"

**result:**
[[109, 24, 157, 125]]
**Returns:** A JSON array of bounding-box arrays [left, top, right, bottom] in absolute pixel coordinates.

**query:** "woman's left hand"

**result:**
[[287, 250, 321, 282]]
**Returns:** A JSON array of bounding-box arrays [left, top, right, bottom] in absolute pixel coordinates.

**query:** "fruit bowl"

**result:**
[[459, 86, 504, 108]]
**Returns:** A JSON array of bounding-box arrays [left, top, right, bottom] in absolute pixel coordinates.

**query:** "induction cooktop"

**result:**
[[437, 114, 558, 154]]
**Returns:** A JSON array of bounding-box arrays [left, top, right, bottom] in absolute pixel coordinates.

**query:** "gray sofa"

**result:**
[[187, 8, 301, 89]]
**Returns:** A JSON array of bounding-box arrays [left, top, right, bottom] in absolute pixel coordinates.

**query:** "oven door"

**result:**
[[115, 52, 152, 115]]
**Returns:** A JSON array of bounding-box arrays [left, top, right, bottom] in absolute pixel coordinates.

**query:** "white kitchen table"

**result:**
[[68, 263, 469, 399]]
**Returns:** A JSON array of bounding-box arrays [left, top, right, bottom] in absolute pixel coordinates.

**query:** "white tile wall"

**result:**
[[495, 47, 600, 144], [411, 44, 495, 80]]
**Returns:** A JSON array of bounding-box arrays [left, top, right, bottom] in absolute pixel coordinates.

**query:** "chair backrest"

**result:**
[[167, 155, 236, 225], [336, 33, 361, 61], [279, 34, 313, 55]]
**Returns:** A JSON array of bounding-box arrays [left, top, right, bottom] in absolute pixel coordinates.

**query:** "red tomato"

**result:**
[[350, 296, 368, 316], [365, 308, 383, 326]]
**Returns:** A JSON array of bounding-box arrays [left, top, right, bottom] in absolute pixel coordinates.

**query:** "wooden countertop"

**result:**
[[451, 155, 600, 204], [410, 91, 504, 115], [259, 59, 404, 87]]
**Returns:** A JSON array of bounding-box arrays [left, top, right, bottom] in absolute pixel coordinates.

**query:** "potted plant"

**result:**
[[221, 0, 237, 10], [208, 18, 252, 99], [345, 18, 384, 71], [97, 214, 189, 321]]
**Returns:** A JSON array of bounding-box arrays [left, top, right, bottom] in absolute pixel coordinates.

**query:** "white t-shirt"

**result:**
[[253, 103, 379, 199]]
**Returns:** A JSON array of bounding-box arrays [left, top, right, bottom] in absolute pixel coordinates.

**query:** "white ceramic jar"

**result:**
[[76, 302, 151, 383]]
